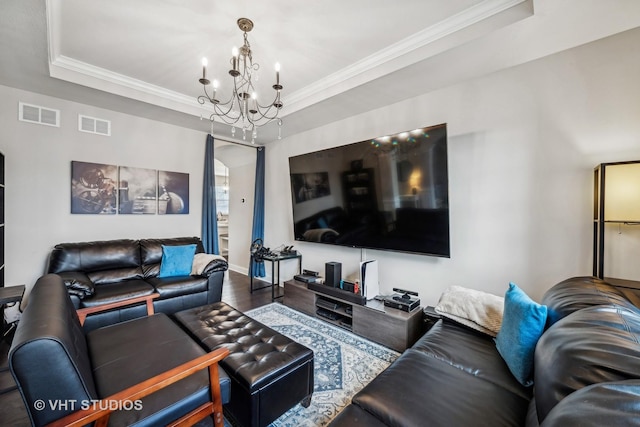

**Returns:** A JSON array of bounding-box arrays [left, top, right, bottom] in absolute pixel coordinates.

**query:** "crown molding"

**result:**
[[284, 0, 528, 113], [49, 55, 195, 107], [46, 0, 214, 118], [45, 0, 527, 121]]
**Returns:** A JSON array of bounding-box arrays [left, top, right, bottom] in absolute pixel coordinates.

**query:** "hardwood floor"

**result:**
[[0, 270, 281, 426]]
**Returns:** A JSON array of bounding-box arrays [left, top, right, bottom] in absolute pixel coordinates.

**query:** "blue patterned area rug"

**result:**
[[243, 303, 399, 427]]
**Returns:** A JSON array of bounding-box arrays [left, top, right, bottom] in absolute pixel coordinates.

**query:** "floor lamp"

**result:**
[[593, 161, 640, 280]]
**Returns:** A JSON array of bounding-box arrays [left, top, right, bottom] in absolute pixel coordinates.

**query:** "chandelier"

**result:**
[[198, 18, 283, 143]]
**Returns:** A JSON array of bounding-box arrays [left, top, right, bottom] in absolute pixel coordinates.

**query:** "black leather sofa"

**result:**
[[330, 277, 640, 426], [9, 274, 231, 427], [47, 236, 228, 331]]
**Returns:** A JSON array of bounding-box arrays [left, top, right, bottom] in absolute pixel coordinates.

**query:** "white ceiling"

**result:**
[[2, 0, 640, 144]]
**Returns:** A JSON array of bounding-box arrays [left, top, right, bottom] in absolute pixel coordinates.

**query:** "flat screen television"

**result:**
[[288, 123, 450, 257]]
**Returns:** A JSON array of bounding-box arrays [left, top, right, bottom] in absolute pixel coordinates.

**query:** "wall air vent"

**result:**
[[18, 102, 60, 127], [78, 115, 111, 136]]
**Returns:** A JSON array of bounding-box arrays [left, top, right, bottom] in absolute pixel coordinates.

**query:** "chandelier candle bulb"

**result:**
[[198, 57, 210, 85], [275, 62, 280, 85], [232, 47, 238, 72], [250, 92, 258, 114]]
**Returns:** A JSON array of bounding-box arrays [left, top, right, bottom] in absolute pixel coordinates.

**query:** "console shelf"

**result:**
[[284, 279, 423, 351]]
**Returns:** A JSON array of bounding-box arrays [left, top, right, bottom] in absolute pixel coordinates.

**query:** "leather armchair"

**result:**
[[9, 274, 231, 427]]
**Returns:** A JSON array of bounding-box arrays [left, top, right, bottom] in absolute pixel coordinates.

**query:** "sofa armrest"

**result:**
[[76, 293, 160, 326], [47, 347, 230, 427], [57, 272, 95, 299]]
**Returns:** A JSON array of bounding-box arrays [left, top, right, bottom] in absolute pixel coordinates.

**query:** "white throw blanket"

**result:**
[[191, 253, 226, 275], [435, 285, 504, 337]]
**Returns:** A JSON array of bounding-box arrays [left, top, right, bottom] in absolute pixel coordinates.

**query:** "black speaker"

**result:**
[[325, 262, 342, 287]]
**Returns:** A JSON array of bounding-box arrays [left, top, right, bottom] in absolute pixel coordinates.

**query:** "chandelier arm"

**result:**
[[211, 94, 239, 112], [256, 99, 281, 110], [209, 110, 242, 126], [253, 105, 278, 118], [215, 97, 243, 120], [197, 83, 217, 105], [250, 110, 281, 125]]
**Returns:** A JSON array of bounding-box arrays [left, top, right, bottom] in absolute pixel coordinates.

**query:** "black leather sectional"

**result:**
[[330, 277, 640, 426], [47, 236, 228, 331]]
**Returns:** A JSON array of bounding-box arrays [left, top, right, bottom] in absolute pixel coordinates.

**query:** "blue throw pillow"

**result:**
[[495, 282, 548, 386], [158, 244, 197, 278]]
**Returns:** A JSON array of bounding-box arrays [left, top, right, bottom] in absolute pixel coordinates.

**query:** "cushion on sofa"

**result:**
[[434, 285, 504, 336], [147, 276, 209, 299], [495, 283, 547, 387], [48, 239, 141, 273], [350, 349, 530, 427], [539, 380, 640, 427], [330, 403, 389, 427], [158, 244, 197, 278], [87, 266, 144, 285], [412, 320, 531, 400], [87, 313, 230, 426], [78, 280, 155, 308], [534, 305, 640, 423], [542, 276, 635, 326]]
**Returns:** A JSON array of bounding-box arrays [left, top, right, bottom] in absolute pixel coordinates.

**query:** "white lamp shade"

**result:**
[[604, 163, 640, 222]]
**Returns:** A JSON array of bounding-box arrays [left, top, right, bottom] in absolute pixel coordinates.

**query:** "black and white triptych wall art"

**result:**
[[70, 161, 189, 215]]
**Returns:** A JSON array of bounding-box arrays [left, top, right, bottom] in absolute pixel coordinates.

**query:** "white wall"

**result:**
[[0, 85, 208, 300], [265, 28, 640, 304]]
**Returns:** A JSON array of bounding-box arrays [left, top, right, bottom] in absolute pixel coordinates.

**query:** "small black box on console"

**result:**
[[325, 262, 342, 287], [384, 295, 420, 312]]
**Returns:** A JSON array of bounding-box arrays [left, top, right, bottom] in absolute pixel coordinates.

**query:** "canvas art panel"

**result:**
[[118, 166, 158, 214], [71, 161, 118, 214], [158, 170, 189, 214]]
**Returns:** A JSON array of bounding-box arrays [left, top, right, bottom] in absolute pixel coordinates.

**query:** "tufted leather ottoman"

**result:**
[[175, 302, 314, 427]]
